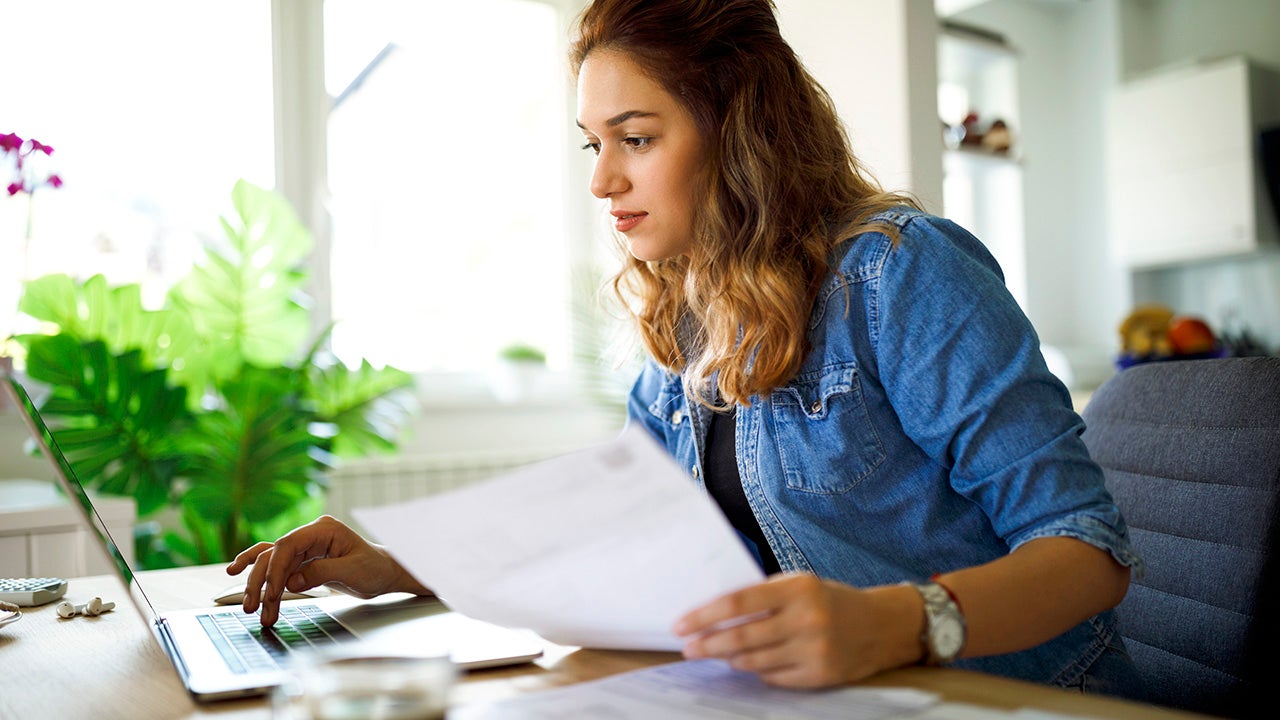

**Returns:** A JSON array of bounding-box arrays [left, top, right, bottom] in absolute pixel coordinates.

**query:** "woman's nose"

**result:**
[[589, 150, 627, 199]]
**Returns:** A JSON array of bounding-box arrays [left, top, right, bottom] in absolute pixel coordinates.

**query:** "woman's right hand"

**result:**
[[225, 514, 433, 627]]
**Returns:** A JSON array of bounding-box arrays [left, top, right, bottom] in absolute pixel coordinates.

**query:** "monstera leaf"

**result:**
[[16, 271, 197, 366], [21, 335, 191, 515], [169, 179, 312, 377]]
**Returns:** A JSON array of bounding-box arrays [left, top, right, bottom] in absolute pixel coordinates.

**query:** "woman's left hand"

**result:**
[[673, 573, 920, 688]]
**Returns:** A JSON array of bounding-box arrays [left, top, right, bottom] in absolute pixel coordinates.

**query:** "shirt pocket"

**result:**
[[770, 361, 885, 494], [647, 376, 690, 430]]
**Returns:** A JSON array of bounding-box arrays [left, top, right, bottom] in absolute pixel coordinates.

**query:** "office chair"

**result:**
[[1080, 356, 1280, 718]]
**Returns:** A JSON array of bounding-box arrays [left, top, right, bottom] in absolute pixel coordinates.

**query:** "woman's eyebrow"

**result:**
[[575, 110, 659, 130]]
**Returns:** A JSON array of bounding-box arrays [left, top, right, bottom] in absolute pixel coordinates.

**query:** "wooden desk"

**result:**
[[1, 564, 1215, 720]]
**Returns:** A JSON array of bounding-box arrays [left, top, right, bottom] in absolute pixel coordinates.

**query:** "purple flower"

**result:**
[[4, 131, 63, 198], [0, 132, 22, 153]]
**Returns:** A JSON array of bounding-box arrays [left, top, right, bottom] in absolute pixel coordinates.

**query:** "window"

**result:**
[[3, 0, 595, 391], [1, 1, 274, 337], [323, 0, 575, 374]]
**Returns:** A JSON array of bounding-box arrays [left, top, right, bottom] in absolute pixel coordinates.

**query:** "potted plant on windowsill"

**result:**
[[490, 342, 547, 404], [5, 180, 414, 568]]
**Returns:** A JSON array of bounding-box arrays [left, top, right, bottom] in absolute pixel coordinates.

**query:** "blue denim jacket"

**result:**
[[626, 207, 1144, 688]]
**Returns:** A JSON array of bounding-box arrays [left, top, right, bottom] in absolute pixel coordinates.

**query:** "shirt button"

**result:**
[[810, 400, 822, 413], [691, 465, 700, 479], [671, 409, 684, 425]]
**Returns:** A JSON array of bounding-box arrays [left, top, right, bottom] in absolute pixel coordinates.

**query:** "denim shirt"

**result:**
[[625, 207, 1144, 688]]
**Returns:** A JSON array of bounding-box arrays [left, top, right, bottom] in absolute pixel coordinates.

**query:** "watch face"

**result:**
[[934, 617, 965, 658]]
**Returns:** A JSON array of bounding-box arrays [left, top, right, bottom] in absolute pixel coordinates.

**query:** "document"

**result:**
[[353, 425, 766, 650], [451, 659, 939, 719]]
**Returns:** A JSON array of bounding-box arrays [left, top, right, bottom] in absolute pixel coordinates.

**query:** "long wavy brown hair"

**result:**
[[571, 0, 919, 408]]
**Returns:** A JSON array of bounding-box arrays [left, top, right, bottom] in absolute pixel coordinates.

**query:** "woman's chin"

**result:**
[[626, 236, 689, 263]]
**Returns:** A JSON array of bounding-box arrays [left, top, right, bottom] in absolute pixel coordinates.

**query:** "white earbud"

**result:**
[[55, 597, 116, 618]]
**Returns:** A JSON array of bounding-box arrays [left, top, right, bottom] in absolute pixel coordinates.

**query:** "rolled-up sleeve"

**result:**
[[869, 213, 1143, 575]]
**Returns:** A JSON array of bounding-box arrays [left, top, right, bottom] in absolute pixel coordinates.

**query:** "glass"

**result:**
[[273, 648, 457, 720]]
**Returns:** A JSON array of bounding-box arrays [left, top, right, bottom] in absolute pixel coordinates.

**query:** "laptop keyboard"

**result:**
[[198, 604, 355, 674]]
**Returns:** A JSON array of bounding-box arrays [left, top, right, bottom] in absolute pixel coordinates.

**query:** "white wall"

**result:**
[[778, 0, 945, 210]]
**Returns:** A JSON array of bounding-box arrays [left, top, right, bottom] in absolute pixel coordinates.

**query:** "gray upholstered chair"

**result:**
[[1080, 356, 1280, 718]]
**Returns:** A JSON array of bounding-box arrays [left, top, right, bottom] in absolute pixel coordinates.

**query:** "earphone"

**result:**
[[55, 597, 116, 618]]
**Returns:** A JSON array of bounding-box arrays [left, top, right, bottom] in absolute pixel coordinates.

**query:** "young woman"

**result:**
[[229, 0, 1143, 696]]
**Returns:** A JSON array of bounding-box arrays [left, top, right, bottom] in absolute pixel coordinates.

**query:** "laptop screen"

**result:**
[[1, 370, 162, 623]]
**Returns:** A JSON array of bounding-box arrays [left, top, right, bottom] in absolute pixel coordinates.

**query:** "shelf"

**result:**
[[944, 146, 1022, 169]]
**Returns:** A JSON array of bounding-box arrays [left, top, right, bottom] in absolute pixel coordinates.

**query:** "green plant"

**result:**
[[498, 342, 547, 364], [7, 180, 414, 567]]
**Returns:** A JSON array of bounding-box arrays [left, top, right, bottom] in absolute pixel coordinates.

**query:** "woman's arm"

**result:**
[[940, 536, 1129, 658], [674, 536, 1129, 689]]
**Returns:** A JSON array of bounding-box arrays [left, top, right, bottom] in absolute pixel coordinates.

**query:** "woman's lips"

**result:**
[[612, 211, 647, 233]]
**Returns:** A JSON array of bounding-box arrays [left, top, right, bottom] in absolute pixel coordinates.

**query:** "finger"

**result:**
[[674, 580, 797, 636], [226, 542, 275, 574], [724, 640, 799, 677], [241, 546, 275, 614], [261, 528, 335, 597], [757, 662, 839, 690], [683, 612, 791, 660]]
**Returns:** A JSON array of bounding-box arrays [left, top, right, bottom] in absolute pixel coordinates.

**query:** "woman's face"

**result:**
[[576, 49, 705, 262]]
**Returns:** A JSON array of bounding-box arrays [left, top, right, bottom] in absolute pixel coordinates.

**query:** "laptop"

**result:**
[[1, 370, 544, 701]]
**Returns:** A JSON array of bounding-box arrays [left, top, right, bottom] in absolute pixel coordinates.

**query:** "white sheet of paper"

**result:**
[[352, 425, 766, 650], [450, 659, 939, 720]]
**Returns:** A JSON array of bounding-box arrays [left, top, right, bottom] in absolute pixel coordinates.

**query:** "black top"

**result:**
[[704, 408, 781, 575]]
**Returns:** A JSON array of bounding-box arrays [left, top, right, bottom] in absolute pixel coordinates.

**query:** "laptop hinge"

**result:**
[[153, 618, 192, 683]]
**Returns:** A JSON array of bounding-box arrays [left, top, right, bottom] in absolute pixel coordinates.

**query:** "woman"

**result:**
[[229, 0, 1143, 695]]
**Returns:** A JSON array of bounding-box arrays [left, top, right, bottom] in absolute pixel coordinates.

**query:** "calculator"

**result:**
[[0, 577, 69, 606]]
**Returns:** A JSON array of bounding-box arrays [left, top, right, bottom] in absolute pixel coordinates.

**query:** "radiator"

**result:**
[[324, 449, 563, 531]]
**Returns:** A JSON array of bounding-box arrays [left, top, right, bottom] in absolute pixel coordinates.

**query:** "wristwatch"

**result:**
[[911, 581, 966, 665]]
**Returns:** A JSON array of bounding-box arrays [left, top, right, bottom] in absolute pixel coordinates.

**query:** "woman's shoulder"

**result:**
[[829, 206, 1000, 280]]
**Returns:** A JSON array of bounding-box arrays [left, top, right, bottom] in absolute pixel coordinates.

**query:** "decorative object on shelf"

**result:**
[[1116, 304, 1229, 369], [981, 119, 1013, 154], [960, 111, 983, 147], [9, 179, 415, 568], [940, 112, 1015, 156]]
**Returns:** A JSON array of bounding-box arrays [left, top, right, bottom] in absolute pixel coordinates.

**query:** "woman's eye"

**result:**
[[624, 136, 652, 149], [581, 141, 601, 155]]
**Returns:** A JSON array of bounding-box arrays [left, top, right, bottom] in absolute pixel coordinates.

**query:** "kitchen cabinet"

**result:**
[[0, 478, 136, 578], [1109, 56, 1280, 268]]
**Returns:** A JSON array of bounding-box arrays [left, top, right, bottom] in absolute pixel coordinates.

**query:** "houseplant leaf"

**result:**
[[177, 364, 327, 557], [21, 335, 191, 516], [307, 359, 415, 457], [169, 179, 312, 376]]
